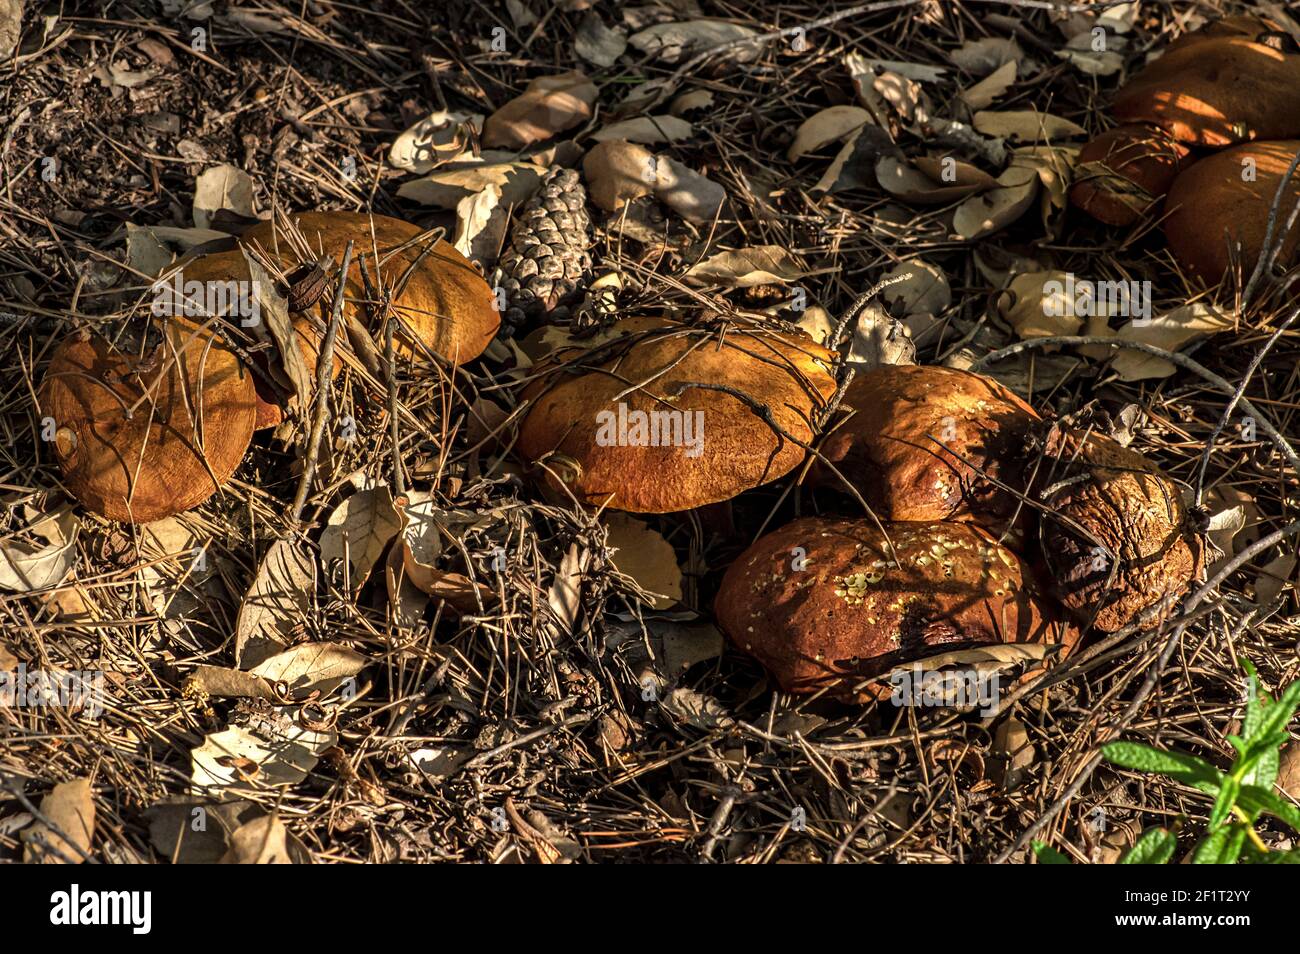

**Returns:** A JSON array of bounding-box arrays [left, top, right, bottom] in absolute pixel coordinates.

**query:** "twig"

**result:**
[[290, 241, 354, 525]]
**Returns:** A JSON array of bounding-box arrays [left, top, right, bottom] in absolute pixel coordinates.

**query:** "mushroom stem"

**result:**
[[291, 241, 354, 525]]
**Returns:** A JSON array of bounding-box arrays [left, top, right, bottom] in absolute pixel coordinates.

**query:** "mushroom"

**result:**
[[1162, 139, 1300, 285], [1069, 124, 1191, 226], [241, 212, 500, 366], [515, 316, 837, 512], [713, 516, 1075, 700], [164, 247, 342, 430], [812, 364, 1040, 527], [1112, 35, 1300, 147], [39, 321, 257, 523], [1032, 427, 1201, 633]]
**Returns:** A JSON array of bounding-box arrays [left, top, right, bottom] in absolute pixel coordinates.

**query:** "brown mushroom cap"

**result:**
[[812, 364, 1040, 527], [164, 248, 342, 430], [1070, 124, 1192, 226], [40, 321, 257, 523], [1034, 429, 1200, 633], [516, 317, 837, 513], [242, 212, 499, 366], [1113, 37, 1300, 146], [1162, 140, 1300, 286], [714, 516, 1075, 699]]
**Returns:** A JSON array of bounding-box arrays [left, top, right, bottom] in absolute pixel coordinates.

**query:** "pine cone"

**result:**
[[495, 167, 592, 335]]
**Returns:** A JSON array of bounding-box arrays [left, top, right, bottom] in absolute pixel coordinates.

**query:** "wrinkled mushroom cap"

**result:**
[[516, 317, 837, 513], [243, 212, 499, 366], [813, 364, 1040, 527], [1113, 37, 1300, 146], [714, 516, 1074, 700], [1163, 140, 1300, 285], [1070, 124, 1191, 226], [40, 321, 257, 523], [1035, 429, 1201, 632]]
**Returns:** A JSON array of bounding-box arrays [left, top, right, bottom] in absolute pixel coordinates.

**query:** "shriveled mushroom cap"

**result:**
[[812, 364, 1039, 527], [40, 321, 257, 523], [1070, 124, 1191, 226], [714, 516, 1075, 700], [1113, 36, 1300, 146], [163, 248, 342, 430], [242, 212, 499, 366], [516, 317, 837, 513], [1163, 140, 1300, 285], [1034, 428, 1201, 633]]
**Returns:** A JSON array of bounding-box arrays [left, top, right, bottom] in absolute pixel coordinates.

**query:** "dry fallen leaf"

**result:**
[[653, 155, 725, 222], [396, 161, 544, 209], [875, 154, 997, 205], [604, 513, 682, 610], [0, 506, 77, 593], [583, 139, 658, 211], [952, 160, 1039, 240], [684, 246, 812, 287], [961, 60, 1017, 110], [193, 163, 256, 230], [192, 718, 335, 791], [997, 270, 1085, 341], [125, 223, 175, 278], [454, 181, 509, 266], [881, 259, 951, 316], [23, 778, 95, 864], [787, 105, 871, 162], [1254, 552, 1296, 606], [242, 249, 313, 410], [248, 641, 367, 700], [482, 71, 597, 149], [218, 814, 297, 864], [575, 11, 627, 67], [320, 486, 402, 594], [0, 0, 21, 59], [591, 115, 693, 145], [1110, 303, 1234, 381], [949, 36, 1024, 76], [388, 109, 482, 174], [628, 20, 759, 64], [972, 110, 1086, 143], [234, 538, 316, 669]]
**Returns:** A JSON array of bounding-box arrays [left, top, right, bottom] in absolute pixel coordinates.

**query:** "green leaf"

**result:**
[[1120, 826, 1178, 864], [1249, 679, 1300, 749], [1102, 741, 1223, 792], [1242, 743, 1280, 789], [1238, 785, 1300, 833], [1032, 841, 1072, 864], [1209, 776, 1240, 831], [1255, 847, 1300, 864], [1191, 823, 1250, 864]]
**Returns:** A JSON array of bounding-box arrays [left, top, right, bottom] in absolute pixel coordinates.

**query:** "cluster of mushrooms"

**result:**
[[1070, 13, 1300, 285], [39, 212, 500, 523], [517, 321, 1201, 702]]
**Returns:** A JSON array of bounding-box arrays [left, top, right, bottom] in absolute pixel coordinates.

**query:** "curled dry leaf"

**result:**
[[319, 486, 402, 594], [603, 512, 682, 610], [972, 110, 1086, 143], [23, 778, 95, 864], [242, 249, 313, 410], [961, 60, 1017, 110], [396, 161, 545, 210], [388, 110, 483, 174], [684, 245, 812, 287], [847, 299, 917, 369], [234, 538, 315, 670], [786, 105, 871, 162], [997, 270, 1085, 340], [875, 154, 997, 205], [952, 160, 1039, 240], [482, 71, 598, 150], [670, 89, 714, 115], [583, 139, 657, 211], [454, 181, 509, 266], [591, 115, 693, 144], [125, 223, 175, 278], [661, 687, 735, 730], [193, 163, 256, 230], [396, 492, 495, 613]]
